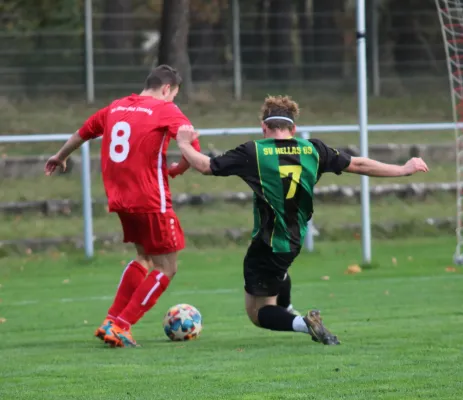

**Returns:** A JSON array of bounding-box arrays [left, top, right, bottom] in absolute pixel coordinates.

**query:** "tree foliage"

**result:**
[[0, 0, 83, 32]]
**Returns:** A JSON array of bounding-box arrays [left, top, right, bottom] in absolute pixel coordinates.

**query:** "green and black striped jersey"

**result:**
[[210, 138, 351, 253]]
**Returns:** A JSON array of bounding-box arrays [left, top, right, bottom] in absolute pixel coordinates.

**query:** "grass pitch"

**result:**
[[0, 237, 462, 399]]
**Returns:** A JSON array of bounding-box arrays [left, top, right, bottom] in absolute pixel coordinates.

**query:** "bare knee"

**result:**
[[159, 263, 177, 279], [134, 255, 150, 271], [134, 245, 150, 270], [246, 308, 261, 327], [135, 246, 178, 278], [146, 260, 177, 279], [137, 260, 177, 279], [148, 253, 178, 279], [245, 293, 277, 328]]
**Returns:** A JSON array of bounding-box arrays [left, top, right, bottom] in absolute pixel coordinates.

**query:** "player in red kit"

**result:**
[[44, 65, 200, 347]]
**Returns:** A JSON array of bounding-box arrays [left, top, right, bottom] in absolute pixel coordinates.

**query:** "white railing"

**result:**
[[1, 121, 459, 258]]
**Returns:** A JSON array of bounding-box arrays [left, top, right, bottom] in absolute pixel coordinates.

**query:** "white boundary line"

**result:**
[[5, 274, 461, 307], [8, 288, 238, 307]]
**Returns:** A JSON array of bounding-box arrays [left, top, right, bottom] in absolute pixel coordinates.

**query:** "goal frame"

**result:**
[[435, 0, 463, 264]]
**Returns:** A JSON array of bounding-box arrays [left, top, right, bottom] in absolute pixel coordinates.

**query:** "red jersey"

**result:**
[[78, 94, 200, 213]]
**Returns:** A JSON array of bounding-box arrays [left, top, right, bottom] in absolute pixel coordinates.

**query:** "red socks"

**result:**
[[107, 261, 147, 320], [106, 262, 171, 331], [115, 270, 170, 330]]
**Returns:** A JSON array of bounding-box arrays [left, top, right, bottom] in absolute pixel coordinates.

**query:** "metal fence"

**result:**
[[0, 121, 459, 259], [0, 0, 448, 99]]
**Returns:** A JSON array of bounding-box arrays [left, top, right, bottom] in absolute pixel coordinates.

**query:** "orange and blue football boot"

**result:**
[[104, 325, 138, 348], [94, 318, 114, 341]]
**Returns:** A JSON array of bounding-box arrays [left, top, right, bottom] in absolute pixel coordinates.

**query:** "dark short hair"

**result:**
[[144, 65, 182, 90]]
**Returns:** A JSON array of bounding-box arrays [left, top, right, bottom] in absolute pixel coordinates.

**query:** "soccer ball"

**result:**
[[163, 303, 202, 341]]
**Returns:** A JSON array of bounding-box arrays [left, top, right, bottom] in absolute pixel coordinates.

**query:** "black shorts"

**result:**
[[243, 239, 300, 297]]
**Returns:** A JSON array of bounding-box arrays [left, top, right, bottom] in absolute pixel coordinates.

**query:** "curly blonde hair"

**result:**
[[260, 95, 300, 130]]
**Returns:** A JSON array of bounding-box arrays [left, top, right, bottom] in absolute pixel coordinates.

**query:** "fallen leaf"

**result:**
[[0, 318, 6, 324], [384, 290, 390, 295], [62, 279, 70, 284], [353, 233, 361, 240], [407, 256, 413, 261], [345, 264, 362, 274], [392, 257, 397, 266], [236, 348, 244, 352], [120, 260, 127, 266], [321, 276, 330, 281], [25, 248, 32, 255], [445, 267, 457, 272]]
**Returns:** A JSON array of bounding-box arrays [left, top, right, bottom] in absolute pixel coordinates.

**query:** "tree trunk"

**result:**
[[297, 0, 312, 80], [101, 0, 134, 67], [189, 3, 226, 82], [158, 0, 192, 100], [312, 0, 345, 78], [267, 0, 294, 81]]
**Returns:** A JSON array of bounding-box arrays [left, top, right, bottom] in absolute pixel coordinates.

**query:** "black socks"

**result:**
[[257, 305, 296, 331]]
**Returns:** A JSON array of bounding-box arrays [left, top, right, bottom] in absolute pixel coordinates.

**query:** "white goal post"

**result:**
[[435, 0, 463, 264]]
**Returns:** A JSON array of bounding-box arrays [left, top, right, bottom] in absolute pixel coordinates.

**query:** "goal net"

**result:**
[[436, 0, 463, 264]]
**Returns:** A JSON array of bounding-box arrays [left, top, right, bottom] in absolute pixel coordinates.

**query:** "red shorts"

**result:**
[[117, 210, 185, 255]]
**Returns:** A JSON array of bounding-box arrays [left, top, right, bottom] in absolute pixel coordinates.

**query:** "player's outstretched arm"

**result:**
[[177, 125, 212, 175], [45, 107, 107, 176], [345, 156, 429, 177], [44, 130, 85, 175]]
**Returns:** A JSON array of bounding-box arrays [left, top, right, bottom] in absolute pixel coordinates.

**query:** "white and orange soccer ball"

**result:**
[[163, 303, 202, 341]]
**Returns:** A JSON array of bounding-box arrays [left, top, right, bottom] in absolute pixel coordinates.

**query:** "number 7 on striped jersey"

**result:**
[[279, 165, 302, 199]]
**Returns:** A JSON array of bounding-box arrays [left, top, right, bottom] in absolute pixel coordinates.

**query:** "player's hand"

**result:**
[[402, 157, 429, 176], [177, 125, 199, 145], [168, 162, 180, 178], [44, 154, 67, 176]]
